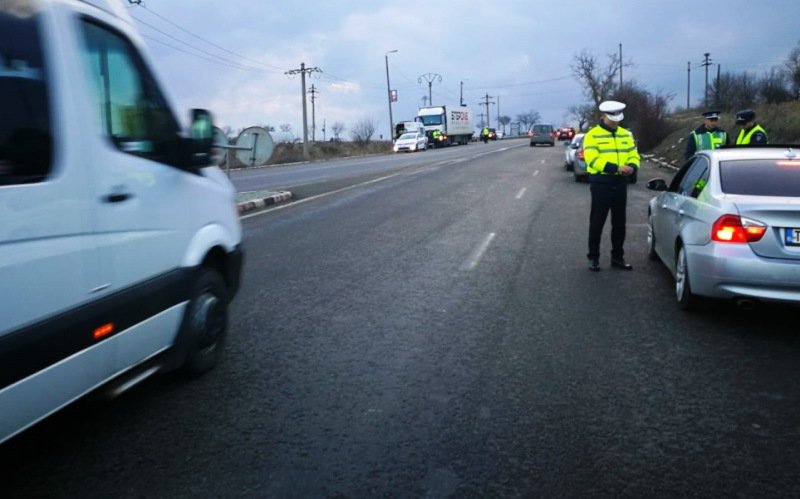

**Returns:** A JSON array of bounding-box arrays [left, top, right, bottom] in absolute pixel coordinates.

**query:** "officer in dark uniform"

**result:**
[[735, 109, 768, 145], [684, 110, 730, 160]]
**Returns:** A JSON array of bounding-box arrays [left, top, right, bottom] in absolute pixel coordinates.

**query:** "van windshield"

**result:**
[[0, 5, 52, 185]]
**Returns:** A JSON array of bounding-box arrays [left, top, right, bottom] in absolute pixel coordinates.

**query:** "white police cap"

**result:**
[[599, 100, 626, 122]]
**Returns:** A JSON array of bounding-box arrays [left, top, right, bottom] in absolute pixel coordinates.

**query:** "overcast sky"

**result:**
[[126, 0, 799, 139]]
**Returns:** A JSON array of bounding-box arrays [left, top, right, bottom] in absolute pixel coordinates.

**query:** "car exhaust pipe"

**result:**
[[735, 298, 757, 311]]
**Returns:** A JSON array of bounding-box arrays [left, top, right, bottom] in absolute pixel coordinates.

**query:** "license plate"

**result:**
[[785, 228, 800, 246]]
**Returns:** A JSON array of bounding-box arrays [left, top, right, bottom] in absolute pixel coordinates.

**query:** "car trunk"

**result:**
[[733, 197, 800, 260]]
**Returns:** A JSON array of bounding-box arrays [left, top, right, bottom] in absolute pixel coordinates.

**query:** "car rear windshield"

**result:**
[[720, 159, 800, 197], [533, 125, 552, 133], [0, 4, 52, 185]]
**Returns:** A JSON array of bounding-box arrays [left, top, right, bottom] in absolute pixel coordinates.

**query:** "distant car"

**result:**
[[564, 133, 584, 171], [496, 130, 505, 140], [557, 127, 575, 141], [573, 142, 589, 182], [488, 128, 498, 140], [528, 124, 555, 146], [646, 146, 800, 310], [393, 132, 427, 153]]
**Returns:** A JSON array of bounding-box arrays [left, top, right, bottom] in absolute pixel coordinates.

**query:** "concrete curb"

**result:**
[[237, 190, 293, 215], [642, 154, 679, 171]]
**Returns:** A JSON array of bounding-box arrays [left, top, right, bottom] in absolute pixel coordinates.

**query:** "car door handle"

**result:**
[[103, 192, 132, 203]]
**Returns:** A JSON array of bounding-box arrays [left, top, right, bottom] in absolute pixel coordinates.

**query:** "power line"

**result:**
[[139, 34, 263, 72], [138, 4, 285, 72]]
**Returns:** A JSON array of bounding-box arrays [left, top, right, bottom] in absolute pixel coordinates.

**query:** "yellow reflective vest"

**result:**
[[692, 129, 727, 151], [735, 124, 768, 145], [583, 123, 640, 176]]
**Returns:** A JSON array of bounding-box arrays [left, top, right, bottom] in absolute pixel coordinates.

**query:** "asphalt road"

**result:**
[[2, 141, 799, 498]]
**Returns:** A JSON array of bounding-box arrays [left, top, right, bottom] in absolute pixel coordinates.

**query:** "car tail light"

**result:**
[[577, 149, 585, 160], [711, 214, 766, 243]]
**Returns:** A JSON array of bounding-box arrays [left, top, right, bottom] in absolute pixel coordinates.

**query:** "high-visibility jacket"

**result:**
[[735, 124, 768, 145], [692, 129, 727, 151], [583, 123, 640, 177]]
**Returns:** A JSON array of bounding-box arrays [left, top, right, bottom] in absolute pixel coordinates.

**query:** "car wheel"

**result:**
[[179, 267, 229, 374], [647, 215, 658, 260], [675, 245, 698, 311]]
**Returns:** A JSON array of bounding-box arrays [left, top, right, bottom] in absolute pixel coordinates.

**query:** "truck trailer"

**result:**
[[415, 105, 474, 147]]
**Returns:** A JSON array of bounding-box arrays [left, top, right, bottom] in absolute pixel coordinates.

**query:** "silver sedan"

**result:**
[[646, 146, 800, 310]]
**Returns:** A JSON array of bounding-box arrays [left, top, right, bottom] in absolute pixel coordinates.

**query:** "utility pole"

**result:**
[[479, 93, 494, 129], [385, 50, 398, 141], [285, 62, 322, 159], [421, 95, 428, 107], [418, 73, 442, 106], [715, 64, 721, 108], [701, 52, 712, 108], [460, 79, 468, 106], [687, 61, 691, 109], [496, 95, 500, 130], [322, 119, 326, 142], [308, 84, 319, 142], [619, 43, 623, 89]]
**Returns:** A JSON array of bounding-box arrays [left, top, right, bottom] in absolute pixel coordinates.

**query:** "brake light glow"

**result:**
[[711, 214, 767, 243], [776, 160, 800, 167], [577, 149, 585, 160], [93, 322, 115, 340]]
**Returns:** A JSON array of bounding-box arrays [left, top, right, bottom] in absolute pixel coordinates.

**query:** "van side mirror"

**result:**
[[185, 109, 214, 169]]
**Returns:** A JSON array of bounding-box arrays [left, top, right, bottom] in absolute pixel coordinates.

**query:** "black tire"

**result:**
[[676, 246, 699, 311], [647, 215, 658, 260], [179, 268, 229, 374]]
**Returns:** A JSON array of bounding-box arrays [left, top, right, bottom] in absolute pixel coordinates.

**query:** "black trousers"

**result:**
[[588, 180, 628, 260]]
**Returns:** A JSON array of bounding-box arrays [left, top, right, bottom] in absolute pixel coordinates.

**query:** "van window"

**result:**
[[532, 124, 553, 134], [0, 6, 53, 185], [79, 19, 181, 165]]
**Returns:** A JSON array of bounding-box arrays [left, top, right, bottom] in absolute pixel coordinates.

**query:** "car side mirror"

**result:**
[[646, 178, 668, 191]]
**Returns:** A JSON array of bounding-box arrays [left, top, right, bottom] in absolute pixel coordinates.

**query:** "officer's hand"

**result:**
[[620, 165, 635, 175]]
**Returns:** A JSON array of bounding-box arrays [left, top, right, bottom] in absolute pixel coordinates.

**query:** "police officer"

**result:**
[[684, 110, 730, 159], [735, 109, 768, 145], [481, 127, 489, 143], [584, 100, 640, 271]]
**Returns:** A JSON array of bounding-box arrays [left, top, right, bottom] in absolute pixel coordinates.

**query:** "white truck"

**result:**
[[1, 0, 243, 444], [415, 105, 474, 147]]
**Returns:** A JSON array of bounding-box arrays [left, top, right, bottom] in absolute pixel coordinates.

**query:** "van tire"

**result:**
[[180, 268, 228, 375]]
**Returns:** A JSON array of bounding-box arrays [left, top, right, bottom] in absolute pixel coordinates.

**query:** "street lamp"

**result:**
[[385, 49, 398, 141]]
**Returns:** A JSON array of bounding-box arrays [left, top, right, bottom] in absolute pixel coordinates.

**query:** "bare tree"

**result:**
[[279, 123, 292, 133], [610, 81, 675, 152], [571, 49, 626, 113], [760, 68, 793, 104], [259, 124, 276, 132], [331, 122, 345, 141], [711, 71, 759, 110], [498, 115, 511, 133], [350, 118, 376, 144], [516, 110, 541, 131], [785, 41, 800, 100], [566, 104, 595, 132]]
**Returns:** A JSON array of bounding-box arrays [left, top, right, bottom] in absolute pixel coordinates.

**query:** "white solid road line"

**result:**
[[533, 170, 539, 176], [461, 232, 496, 271], [515, 187, 527, 200]]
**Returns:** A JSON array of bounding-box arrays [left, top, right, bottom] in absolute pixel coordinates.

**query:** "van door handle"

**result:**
[[103, 192, 132, 203]]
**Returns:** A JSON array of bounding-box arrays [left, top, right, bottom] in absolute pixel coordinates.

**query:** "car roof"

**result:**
[[699, 145, 800, 162]]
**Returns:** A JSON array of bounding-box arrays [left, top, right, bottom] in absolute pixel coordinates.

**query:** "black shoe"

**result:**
[[589, 259, 600, 272], [611, 258, 633, 270]]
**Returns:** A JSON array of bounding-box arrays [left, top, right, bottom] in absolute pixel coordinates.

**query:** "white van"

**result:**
[[0, 0, 243, 444]]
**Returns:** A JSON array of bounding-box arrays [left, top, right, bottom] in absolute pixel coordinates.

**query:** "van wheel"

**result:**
[[180, 268, 228, 374]]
